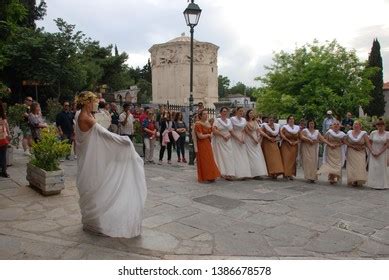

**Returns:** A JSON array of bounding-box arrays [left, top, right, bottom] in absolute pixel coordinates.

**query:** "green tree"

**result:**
[[0, 0, 27, 41], [19, 0, 47, 29], [0, 2, 143, 105], [137, 79, 152, 104], [218, 75, 230, 98], [365, 39, 384, 117], [140, 59, 152, 83], [254, 40, 374, 121], [229, 81, 246, 96]]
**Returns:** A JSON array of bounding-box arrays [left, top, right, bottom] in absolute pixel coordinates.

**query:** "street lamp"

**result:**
[[183, 0, 202, 165]]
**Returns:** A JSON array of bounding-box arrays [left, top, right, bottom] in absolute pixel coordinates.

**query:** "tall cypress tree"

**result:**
[[365, 38, 385, 116]]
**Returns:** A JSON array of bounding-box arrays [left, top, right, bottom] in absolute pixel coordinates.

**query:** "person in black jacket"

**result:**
[[56, 101, 74, 143]]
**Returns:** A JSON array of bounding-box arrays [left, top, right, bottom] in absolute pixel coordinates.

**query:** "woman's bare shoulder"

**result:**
[[78, 113, 96, 132]]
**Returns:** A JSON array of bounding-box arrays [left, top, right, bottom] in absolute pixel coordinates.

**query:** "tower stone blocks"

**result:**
[[149, 35, 219, 108]]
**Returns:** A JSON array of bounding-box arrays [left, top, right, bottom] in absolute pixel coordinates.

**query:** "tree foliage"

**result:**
[[254, 40, 374, 121], [365, 39, 384, 117], [218, 75, 230, 98]]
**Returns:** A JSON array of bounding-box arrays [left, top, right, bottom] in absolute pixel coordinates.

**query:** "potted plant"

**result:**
[[26, 126, 71, 196]]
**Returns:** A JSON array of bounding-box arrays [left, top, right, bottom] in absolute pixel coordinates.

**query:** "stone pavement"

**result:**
[[1, 148, 389, 259]]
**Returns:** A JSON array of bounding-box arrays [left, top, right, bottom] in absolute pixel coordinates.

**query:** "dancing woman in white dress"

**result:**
[[230, 107, 251, 179], [212, 107, 235, 180], [367, 118, 389, 189], [244, 109, 267, 178], [75, 91, 147, 238]]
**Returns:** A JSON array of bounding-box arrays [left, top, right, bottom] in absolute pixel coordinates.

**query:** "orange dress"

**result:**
[[195, 122, 221, 182]]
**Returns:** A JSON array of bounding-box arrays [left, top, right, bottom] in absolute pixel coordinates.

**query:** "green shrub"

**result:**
[[30, 126, 71, 171], [133, 120, 143, 143], [7, 104, 28, 147]]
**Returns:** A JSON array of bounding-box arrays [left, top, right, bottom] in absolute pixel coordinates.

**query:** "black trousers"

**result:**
[[159, 133, 174, 161], [0, 145, 7, 174], [176, 135, 186, 158]]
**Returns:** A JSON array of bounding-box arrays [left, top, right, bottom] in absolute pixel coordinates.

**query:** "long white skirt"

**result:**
[[245, 135, 267, 177], [75, 121, 147, 238], [367, 150, 389, 189], [212, 136, 235, 177], [230, 132, 251, 178]]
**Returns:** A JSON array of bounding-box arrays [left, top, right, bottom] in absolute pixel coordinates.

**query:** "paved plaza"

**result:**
[[1, 148, 389, 259]]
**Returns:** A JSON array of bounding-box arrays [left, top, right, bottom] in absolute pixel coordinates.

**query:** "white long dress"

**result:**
[[367, 130, 389, 189], [230, 116, 251, 178], [212, 118, 235, 177], [245, 121, 268, 177], [75, 113, 147, 238]]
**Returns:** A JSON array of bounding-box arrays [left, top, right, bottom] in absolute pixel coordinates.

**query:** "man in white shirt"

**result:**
[[119, 103, 134, 140]]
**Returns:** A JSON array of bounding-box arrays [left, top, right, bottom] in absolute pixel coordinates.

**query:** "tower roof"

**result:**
[[167, 33, 198, 43]]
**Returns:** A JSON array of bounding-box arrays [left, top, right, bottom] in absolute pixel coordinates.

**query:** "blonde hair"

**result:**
[[75, 91, 97, 108]]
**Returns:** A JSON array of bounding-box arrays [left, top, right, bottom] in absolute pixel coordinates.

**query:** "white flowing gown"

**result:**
[[75, 113, 147, 238], [367, 130, 389, 189], [212, 118, 235, 177], [230, 116, 252, 178], [245, 122, 268, 177]]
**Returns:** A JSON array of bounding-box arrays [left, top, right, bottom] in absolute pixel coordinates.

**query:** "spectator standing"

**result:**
[[173, 112, 187, 163], [119, 103, 134, 140], [133, 106, 142, 121], [97, 93, 105, 103], [142, 111, 157, 163], [341, 112, 354, 132], [56, 101, 74, 143], [109, 103, 120, 134], [322, 110, 336, 134], [158, 110, 174, 164], [21, 96, 33, 155], [28, 102, 48, 142], [0, 100, 11, 177], [139, 107, 149, 156], [196, 102, 204, 113], [139, 107, 148, 124]]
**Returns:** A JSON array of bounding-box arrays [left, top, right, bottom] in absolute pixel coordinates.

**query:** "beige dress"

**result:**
[[245, 121, 267, 177], [367, 130, 389, 189], [280, 125, 300, 177], [346, 130, 368, 185], [301, 128, 319, 181], [317, 129, 346, 181], [261, 123, 284, 176], [212, 118, 235, 177]]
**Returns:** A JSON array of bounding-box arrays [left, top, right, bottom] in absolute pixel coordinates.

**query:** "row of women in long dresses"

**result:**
[[195, 107, 389, 190]]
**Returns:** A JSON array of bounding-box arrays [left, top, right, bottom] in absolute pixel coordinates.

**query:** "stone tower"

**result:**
[[149, 34, 219, 108]]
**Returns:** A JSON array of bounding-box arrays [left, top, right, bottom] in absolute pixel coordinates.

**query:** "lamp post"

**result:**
[[183, 0, 202, 165]]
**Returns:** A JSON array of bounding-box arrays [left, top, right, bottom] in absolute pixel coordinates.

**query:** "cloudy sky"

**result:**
[[39, 0, 389, 87]]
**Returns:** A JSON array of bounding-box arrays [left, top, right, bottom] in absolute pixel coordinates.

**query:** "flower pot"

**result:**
[[26, 163, 65, 196], [6, 145, 13, 166]]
